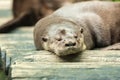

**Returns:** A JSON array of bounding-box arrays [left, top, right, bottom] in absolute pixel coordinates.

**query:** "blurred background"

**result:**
[[0, 0, 119, 26], [0, 0, 12, 25]]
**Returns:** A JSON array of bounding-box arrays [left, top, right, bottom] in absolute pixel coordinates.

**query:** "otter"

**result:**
[[34, 1, 120, 56], [0, 0, 85, 33]]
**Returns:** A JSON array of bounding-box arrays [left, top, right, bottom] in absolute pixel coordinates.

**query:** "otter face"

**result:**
[[41, 23, 86, 56]]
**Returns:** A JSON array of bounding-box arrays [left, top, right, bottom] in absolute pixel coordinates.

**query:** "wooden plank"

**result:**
[[0, 42, 35, 50], [0, 42, 35, 72], [11, 62, 120, 69], [10, 62, 120, 80], [0, 34, 33, 42], [0, 42, 35, 60], [0, 29, 33, 71], [5, 50, 120, 72], [5, 49, 36, 74], [11, 50, 120, 63], [0, 41, 33, 47], [0, 43, 34, 61], [5, 50, 51, 74], [6, 50, 120, 77], [5, 50, 120, 70]]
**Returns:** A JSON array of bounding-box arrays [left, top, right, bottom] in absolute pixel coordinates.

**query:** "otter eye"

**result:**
[[74, 35, 78, 38], [57, 38, 62, 41], [42, 37, 48, 42], [80, 28, 84, 33]]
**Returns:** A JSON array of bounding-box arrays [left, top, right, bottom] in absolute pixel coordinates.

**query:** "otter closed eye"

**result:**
[[56, 38, 62, 41], [42, 37, 48, 42], [74, 35, 78, 39]]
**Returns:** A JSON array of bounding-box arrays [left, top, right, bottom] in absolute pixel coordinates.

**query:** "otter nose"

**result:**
[[65, 42, 76, 47]]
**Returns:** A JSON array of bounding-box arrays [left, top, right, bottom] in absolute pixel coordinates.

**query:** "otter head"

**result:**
[[41, 22, 86, 56]]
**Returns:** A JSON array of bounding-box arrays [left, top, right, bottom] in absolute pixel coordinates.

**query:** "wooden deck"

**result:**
[[0, 27, 120, 80], [0, 0, 120, 80]]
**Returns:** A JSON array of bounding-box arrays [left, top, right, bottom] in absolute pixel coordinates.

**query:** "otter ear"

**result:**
[[42, 37, 48, 42], [80, 28, 84, 33]]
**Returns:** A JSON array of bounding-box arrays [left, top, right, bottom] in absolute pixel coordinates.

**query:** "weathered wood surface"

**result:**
[[0, 42, 35, 72], [0, 27, 35, 74], [0, 34, 33, 42], [0, 24, 120, 80], [10, 62, 120, 80], [3, 50, 120, 69], [1, 0, 120, 80]]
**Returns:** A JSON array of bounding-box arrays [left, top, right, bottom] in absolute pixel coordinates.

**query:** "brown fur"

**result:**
[[34, 1, 120, 55], [0, 0, 85, 33]]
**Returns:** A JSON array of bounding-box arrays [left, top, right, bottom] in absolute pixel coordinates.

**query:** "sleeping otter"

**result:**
[[0, 0, 84, 33], [34, 1, 120, 56]]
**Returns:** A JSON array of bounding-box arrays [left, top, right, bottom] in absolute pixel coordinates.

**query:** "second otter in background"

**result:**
[[0, 0, 85, 33]]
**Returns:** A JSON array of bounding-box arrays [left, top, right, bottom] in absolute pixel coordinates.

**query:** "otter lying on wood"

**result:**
[[0, 0, 83, 33], [34, 1, 120, 56]]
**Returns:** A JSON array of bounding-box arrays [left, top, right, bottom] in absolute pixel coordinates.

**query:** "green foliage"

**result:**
[[0, 70, 7, 80], [112, 0, 120, 1]]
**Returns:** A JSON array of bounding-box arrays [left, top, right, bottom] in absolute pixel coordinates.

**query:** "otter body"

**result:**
[[34, 1, 120, 56]]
